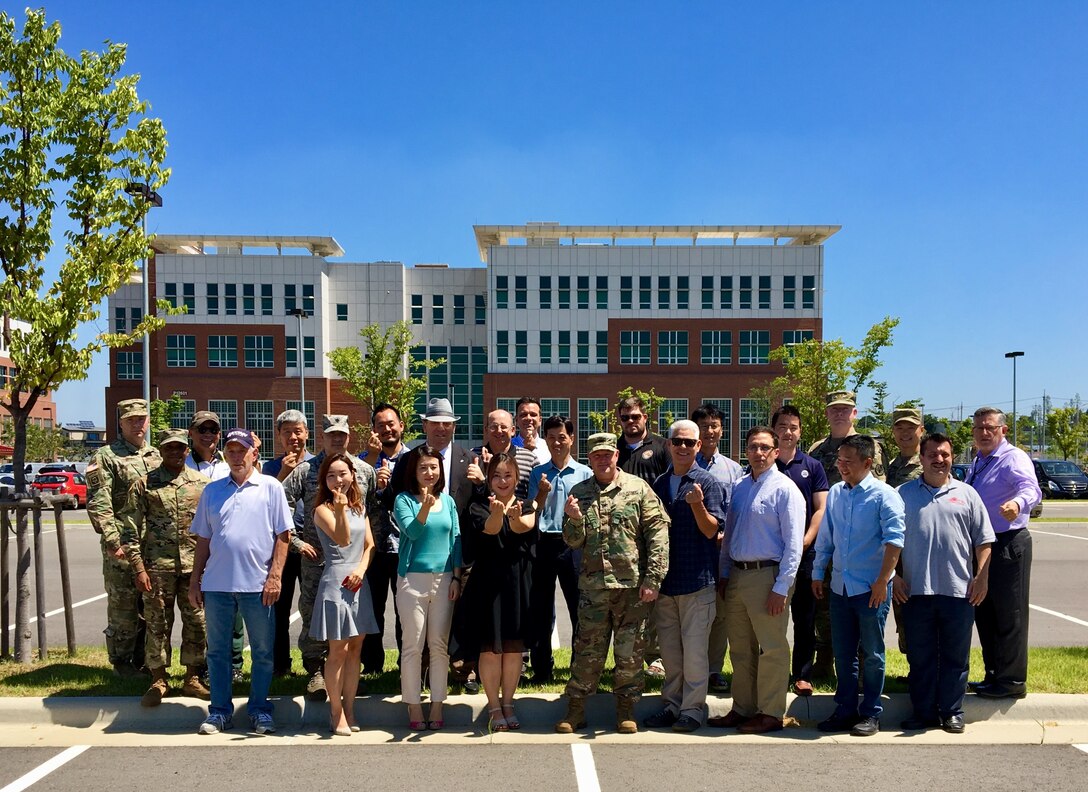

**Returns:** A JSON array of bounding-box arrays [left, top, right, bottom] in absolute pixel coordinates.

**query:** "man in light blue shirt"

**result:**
[[527, 415, 591, 682], [812, 434, 904, 737], [189, 428, 292, 737]]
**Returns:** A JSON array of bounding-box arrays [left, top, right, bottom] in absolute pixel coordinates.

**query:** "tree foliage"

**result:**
[[149, 393, 185, 438], [1046, 406, 1086, 461], [0, 8, 169, 492], [0, 420, 83, 461], [327, 321, 442, 441], [587, 386, 668, 437], [749, 316, 900, 447]]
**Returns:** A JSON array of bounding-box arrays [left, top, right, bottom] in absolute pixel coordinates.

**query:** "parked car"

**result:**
[[30, 471, 87, 508], [0, 474, 14, 499], [951, 463, 971, 481], [1034, 459, 1088, 499]]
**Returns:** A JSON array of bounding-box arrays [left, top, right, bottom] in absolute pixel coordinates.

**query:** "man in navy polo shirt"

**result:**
[[772, 405, 829, 696]]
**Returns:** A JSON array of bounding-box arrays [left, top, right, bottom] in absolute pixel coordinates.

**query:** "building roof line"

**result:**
[[152, 235, 344, 257]]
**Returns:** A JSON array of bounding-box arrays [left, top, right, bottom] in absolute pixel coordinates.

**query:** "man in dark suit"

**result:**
[[384, 397, 480, 691]]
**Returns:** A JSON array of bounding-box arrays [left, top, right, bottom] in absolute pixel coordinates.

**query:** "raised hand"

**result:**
[[508, 500, 523, 521], [467, 456, 485, 483], [564, 494, 583, 520], [420, 484, 437, 509], [281, 448, 303, 475], [684, 482, 705, 505], [488, 495, 506, 516], [332, 488, 349, 510], [366, 431, 382, 457], [375, 458, 392, 490], [480, 447, 493, 465], [537, 475, 553, 498]]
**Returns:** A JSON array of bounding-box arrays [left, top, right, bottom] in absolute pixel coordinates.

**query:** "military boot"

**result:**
[[616, 699, 638, 734], [554, 697, 587, 734], [141, 667, 169, 707], [182, 666, 211, 700]]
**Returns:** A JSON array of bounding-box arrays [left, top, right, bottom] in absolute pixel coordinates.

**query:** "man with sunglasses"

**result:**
[[642, 420, 726, 733], [187, 411, 230, 480], [710, 426, 805, 734], [617, 396, 670, 485]]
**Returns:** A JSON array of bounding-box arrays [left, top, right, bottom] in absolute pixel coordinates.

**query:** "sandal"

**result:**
[[502, 702, 521, 730], [488, 707, 509, 732]]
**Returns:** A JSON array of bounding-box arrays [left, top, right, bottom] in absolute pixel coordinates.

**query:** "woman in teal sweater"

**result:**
[[393, 445, 463, 730]]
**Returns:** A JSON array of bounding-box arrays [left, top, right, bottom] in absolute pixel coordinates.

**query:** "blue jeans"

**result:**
[[829, 586, 891, 719], [205, 591, 275, 718], [904, 595, 974, 718]]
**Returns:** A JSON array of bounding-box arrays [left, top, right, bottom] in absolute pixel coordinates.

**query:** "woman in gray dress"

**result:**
[[309, 452, 378, 735]]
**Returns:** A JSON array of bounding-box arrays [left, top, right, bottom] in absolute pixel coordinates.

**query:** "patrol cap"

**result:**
[[323, 414, 350, 434], [825, 390, 856, 408], [190, 410, 221, 429], [118, 398, 149, 419], [586, 432, 618, 455], [157, 428, 189, 447], [892, 407, 923, 426], [224, 427, 256, 449]]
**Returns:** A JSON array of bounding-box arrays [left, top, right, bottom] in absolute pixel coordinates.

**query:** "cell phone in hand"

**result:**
[[342, 575, 361, 593]]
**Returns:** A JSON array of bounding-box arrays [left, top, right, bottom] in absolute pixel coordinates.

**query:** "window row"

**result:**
[[163, 399, 316, 451], [160, 283, 324, 319], [494, 330, 609, 365], [163, 335, 316, 370], [410, 294, 487, 326], [493, 274, 817, 311]]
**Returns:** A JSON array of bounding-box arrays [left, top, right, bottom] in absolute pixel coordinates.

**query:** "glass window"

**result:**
[[596, 330, 608, 364], [558, 330, 571, 364], [163, 282, 178, 309], [336, 303, 348, 321], [495, 276, 508, 309], [783, 329, 814, 346], [515, 276, 527, 310], [114, 306, 127, 332], [515, 331, 527, 364], [182, 283, 195, 313], [432, 294, 444, 325], [620, 276, 632, 310], [577, 398, 609, 463], [658, 276, 670, 309], [285, 336, 316, 369], [539, 276, 552, 310], [701, 275, 713, 310], [577, 330, 590, 364], [596, 276, 608, 309], [620, 330, 650, 365], [739, 398, 765, 460], [244, 400, 275, 452], [783, 275, 796, 310], [701, 398, 733, 458], [454, 294, 465, 325], [558, 276, 570, 309], [207, 335, 238, 368], [166, 335, 196, 368], [244, 335, 275, 368], [658, 399, 689, 431], [739, 330, 770, 364], [540, 398, 570, 419], [540, 330, 552, 364], [739, 276, 752, 309], [639, 276, 652, 310], [720, 276, 733, 309], [171, 400, 196, 431], [758, 275, 771, 309], [243, 283, 255, 316], [475, 293, 486, 325], [411, 294, 423, 325], [803, 275, 816, 309], [677, 276, 689, 309], [224, 283, 237, 316], [261, 284, 274, 316], [577, 276, 589, 310], [283, 284, 296, 315], [700, 330, 732, 365], [302, 284, 315, 314], [285, 400, 316, 436], [208, 400, 238, 429], [496, 330, 509, 364], [117, 351, 141, 380], [206, 284, 219, 316], [657, 331, 688, 365]]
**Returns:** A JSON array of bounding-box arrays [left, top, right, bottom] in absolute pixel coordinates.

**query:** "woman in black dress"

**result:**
[[465, 453, 537, 731]]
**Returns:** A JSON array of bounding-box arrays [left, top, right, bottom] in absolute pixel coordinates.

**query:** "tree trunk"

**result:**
[[9, 410, 32, 662]]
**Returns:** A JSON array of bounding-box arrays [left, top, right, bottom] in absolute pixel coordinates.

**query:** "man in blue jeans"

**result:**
[[189, 428, 292, 736], [812, 434, 904, 737]]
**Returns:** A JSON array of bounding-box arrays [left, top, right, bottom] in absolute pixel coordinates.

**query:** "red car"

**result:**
[[31, 471, 87, 508]]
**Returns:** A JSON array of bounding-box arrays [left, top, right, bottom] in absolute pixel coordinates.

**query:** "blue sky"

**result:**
[[26, 1, 1087, 425]]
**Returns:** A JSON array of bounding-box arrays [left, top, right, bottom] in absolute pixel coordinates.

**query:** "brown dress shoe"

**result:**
[[707, 710, 750, 729], [737, 714, 784, 734], [792, 679, 814, 696]]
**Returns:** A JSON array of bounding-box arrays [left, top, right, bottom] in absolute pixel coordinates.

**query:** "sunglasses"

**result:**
[[670, 438, 698, 448], [619, 414, 644, 422], [196, 425, 220, 435]]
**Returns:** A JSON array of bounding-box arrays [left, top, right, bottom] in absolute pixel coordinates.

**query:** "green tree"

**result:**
[[749, 317, 900, 447], [1046, 406, 1086, 461], [0, 420, 79, 461], [327, 321, 442, 441], [0, 8, 168, 661], [149, 393, 185, 437]]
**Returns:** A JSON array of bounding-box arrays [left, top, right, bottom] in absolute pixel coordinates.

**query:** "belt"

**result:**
[[731, 559, 779, 570]]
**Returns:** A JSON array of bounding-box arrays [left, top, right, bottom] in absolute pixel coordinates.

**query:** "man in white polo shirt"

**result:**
[[189, 428, 292, 736]]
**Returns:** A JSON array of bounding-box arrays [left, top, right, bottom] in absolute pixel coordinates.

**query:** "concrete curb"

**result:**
[[2, 692, 1087, 743]]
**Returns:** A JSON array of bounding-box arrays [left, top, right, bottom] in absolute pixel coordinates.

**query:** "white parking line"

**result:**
[[1033, 529, 1088, 542], [1030, 604, 1088, 628], [0, 745, 89, 792], [571, 744, 601, 792], [1074, 744, 1088, 755], [4, 593, 107, 631]]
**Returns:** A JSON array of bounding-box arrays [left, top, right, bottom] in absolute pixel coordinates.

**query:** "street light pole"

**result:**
[[125, 183, 163, 407], [289, 308, 308, 425], [1005, 351, 1025, 447]]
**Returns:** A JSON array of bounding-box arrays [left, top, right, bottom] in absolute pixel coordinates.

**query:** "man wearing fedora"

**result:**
[[283, 414, 376, 702]]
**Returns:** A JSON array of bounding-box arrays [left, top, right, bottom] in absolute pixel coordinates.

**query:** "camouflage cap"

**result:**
[[892, 407, 923, 426], [157, 428, 189, 447], [586, 432, 618, 454], [118, 398, 149, 419], [190, 410, 221, 429], [323, 414, 350, 434], [825, 390, 856, 408]]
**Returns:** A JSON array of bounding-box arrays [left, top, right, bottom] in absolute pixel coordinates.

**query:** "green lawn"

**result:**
[[0, 645, 1084, 697]]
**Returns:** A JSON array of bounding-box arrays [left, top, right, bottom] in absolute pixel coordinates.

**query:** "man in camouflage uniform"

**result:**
[[556, 432, 670, 735], [86, 398, 161, 677], [806, 390, 888, 679], [886, 406, 925, 654], [121, 429, 211, 706], [282, 414, 376, 702]]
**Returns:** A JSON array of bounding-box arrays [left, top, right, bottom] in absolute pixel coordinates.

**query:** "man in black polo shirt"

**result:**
[[617, 396, 669, 484]]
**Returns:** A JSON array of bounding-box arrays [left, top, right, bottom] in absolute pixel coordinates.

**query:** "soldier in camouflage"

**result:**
[[806, 390, 889, 679], [556, 432, 670, 735], [121, 429, 211, 706], [282, 414, 376, 702], [86, 398, 161, 678], [886, 407, 925, 654]]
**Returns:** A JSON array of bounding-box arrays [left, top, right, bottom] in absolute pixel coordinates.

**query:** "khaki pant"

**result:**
[[396, 572, 455, 705], [723, 566, 792, 719], [655, 585, 715, 721]]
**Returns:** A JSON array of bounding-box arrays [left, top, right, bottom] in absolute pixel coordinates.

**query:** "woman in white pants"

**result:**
[[393, 445, 463, 730]]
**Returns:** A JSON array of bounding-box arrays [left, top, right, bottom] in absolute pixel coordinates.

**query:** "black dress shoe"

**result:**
[[817, 712, 860, 733], [966, 679, 989, 692], [900, 716, 940, 731], [643, 707, 679, 728], [850, 716, 880, 737], [975, 683, 1027, 699], [672, 715, 701, 733], [941, 714, 966, 734]]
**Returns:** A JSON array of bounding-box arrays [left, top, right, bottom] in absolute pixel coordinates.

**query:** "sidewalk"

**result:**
[[2, 692, 1086, 746]]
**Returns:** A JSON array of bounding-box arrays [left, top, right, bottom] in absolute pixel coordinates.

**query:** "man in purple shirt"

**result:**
[[965, 406, 1041, 699]]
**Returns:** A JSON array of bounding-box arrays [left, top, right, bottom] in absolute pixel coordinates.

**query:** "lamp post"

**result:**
[[124, 182, 163, 407], [289, 308, 308, 424], [1005, 351, 1025, 446]]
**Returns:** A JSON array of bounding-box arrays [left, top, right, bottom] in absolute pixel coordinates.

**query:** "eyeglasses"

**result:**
[[747, 443, 775, 453], [972, 424, 1003, 434], [196, 426, 220, 435], [619, 414, 644, 422], [670, 438, 698, 448]]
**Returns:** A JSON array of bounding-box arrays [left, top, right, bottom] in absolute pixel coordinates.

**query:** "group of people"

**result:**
[[89, 389, 1039, 737]]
